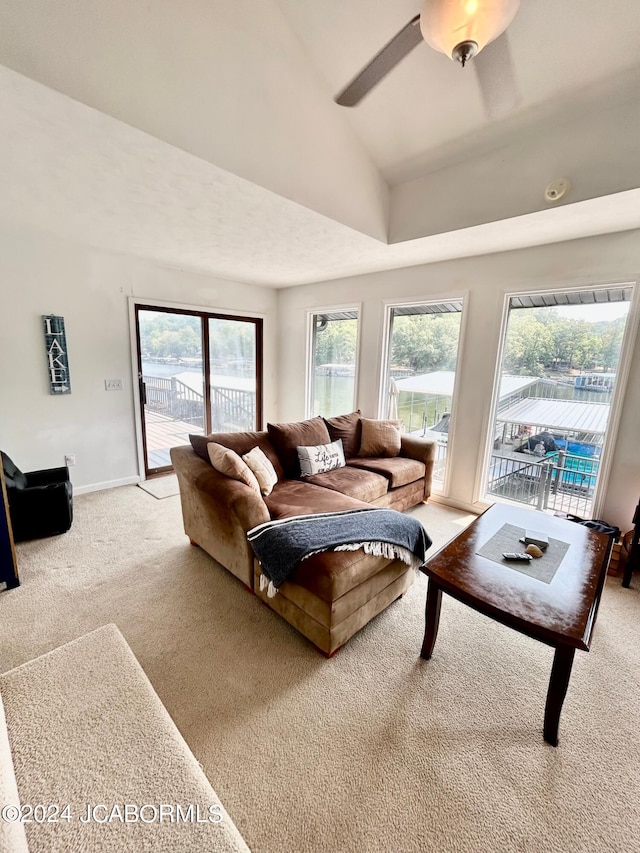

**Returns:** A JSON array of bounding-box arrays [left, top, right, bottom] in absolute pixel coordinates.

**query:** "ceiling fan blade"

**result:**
[[335, 14, 422, 107], [473, 33, 521, 119]]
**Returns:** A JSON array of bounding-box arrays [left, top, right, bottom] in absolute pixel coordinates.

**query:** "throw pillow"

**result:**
[[267, 417, 331, 478], [207, 442, 261, 494], [242, 446, 278, 496], [297, 439, 346, 477], [323, 410, 362, 459], [359, 418, 403, 458]]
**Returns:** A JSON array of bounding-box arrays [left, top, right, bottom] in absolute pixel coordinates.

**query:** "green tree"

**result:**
[[549, 319, 587, 370], [599, 317, 625, 370], [314, 318, 358, 365], [503, 312, 554, 375], [390, 314, 460, 372]]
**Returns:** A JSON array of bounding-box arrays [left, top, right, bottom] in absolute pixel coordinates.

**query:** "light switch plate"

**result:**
[[105, 379, 123, 391]]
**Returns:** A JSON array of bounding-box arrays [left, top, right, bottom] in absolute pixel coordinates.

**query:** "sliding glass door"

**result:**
[[135, 305, 262, 476]]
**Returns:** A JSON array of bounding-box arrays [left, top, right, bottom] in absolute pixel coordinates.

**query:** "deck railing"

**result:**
[[487, 450, 599, 517], [143, 375, 204, 427], [143, 375, 255, 432], [210, 386, 255, 432]]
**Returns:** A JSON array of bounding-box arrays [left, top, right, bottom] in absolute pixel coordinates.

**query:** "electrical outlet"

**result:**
[[105, 379, 123, 391], [64, 454, 76, 467]]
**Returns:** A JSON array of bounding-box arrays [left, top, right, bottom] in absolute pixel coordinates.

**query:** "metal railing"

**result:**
[[211, 386, 255, 432], [487, 450, 599, 517], [143, 375, 255, 432], [143, 375, 204, 427]]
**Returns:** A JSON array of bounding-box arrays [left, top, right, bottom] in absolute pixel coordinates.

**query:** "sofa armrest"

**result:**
[[171, 445, 269, 587], [194, 465, 270, 533], [399, 435, 436, 501]]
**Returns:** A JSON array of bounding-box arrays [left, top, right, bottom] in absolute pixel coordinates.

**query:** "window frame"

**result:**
[[379, 295, 467, 496], [129, 297, 264, 481], [305, 303, 361, 419], [475, 281, 640, 517]]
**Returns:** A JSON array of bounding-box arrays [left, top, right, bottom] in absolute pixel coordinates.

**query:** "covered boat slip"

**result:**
[[395, 371, 540, 401], [495, 397, 610, 440], [487, 398, 609, 517]]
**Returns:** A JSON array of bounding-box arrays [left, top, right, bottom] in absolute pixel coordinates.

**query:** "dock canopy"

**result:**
[[496, 398, 610, 435], [395, 371, 539, 399]]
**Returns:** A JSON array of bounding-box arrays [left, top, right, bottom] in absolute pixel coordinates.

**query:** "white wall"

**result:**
[[277, 230, 640, 531], [0, 223, 278, 492], [389, 79, 640, 243]]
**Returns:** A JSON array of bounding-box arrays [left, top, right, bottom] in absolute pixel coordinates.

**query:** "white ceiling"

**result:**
[[277, 0, 640, 183], [0, 0, 639, 287]]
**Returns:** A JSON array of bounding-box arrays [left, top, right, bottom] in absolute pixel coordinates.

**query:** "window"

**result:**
[[482, 286, 633, 517], [381, 301, 463, 491], [307, 309, 359, 418]]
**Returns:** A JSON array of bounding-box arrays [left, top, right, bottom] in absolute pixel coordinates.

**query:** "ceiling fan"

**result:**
[[334, 0, 521, 118]]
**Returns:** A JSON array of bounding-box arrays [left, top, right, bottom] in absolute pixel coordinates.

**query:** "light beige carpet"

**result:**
[[1, 487, 639, 853]]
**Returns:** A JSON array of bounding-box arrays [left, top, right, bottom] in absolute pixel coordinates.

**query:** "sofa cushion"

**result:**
[[304, 466, 389, 502], [323, 411, 362, 459], [290, 546, 399, 602], [207, 443, 261, 493], [359, 418, 403, 457], [242, 446, 278, 496], [190, 431, 284, 479], [297, 439, 346, 477], [347, 457, 426, 489], [267, 417, 331, 478], [265, 480, 369, 520]]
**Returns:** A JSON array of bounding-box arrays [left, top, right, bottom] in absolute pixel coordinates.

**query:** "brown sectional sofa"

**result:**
[[170, 413, 435, 655]]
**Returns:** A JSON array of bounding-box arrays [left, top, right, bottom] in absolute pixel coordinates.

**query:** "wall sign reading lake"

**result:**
[[43, 314, 71, 395]]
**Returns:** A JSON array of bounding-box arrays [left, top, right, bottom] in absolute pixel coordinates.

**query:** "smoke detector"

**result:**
[[544, 178, 571, 203]]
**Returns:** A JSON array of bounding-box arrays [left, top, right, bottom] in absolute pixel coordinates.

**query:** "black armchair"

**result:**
[[1, 452, 73, 543]]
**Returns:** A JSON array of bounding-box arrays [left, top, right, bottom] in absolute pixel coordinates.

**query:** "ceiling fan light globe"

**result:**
[[420, 0, 520, 61]]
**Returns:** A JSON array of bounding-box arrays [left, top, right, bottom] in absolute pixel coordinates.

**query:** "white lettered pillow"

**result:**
[[297, 439, 346, 477], [242, 446, 278, 496]]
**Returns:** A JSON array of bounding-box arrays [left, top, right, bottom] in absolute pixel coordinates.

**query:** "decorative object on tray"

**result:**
[[476, 522, 570, 584]]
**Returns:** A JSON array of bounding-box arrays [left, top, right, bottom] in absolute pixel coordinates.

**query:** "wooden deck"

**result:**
[[145, 410, 203, 470]]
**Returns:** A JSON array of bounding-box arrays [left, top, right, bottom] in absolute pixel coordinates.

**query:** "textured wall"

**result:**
[[0, 223, 278, 492]]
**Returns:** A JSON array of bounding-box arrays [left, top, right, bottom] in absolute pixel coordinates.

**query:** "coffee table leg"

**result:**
[[543, 645, 575, 746], [420, 579, 442, 660]]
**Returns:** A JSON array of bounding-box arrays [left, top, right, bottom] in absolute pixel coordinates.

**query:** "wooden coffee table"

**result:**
[[420, 503, 613, 745]]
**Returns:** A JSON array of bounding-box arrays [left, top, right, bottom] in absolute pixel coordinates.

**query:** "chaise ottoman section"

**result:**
[[171, 416, 435, 654], [253, 548, 414, 655]]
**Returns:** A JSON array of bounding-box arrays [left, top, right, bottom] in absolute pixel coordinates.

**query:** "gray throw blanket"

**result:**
[[247, 508, 431, 597]]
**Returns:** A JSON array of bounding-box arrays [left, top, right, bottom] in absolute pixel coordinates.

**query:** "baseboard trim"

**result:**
[[428, 493, 487, 516], [74, 476, 140, 495]]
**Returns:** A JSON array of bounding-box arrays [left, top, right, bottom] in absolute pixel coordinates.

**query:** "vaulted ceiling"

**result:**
[[1, 0, 639, 286]]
